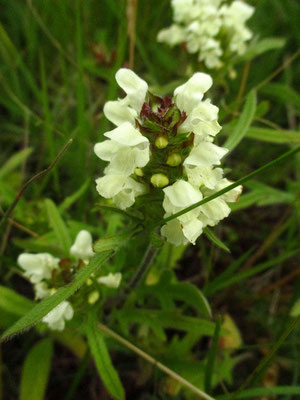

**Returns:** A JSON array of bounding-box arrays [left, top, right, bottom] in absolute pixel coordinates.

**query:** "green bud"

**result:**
[[167, 153, 182, 167], [88, 290, 100, 305], [150, 173, 169, 188], [134, 167, 144, 177], [155, 136, 168, 149]]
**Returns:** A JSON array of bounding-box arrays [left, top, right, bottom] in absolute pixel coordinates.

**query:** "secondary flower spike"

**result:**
[[157, 0, 254, 70], [94, 68, 242, 246], [17, 230, 122, 331]]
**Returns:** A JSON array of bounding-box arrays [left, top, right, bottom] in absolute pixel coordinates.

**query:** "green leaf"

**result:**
[[224, 90, 257, 150], [204, 228, 230, 253], [116, 309, 217, 337], [141, 272, 211, 318], [59, 179, 90, 213], [45, 198, 71, 255], [0, 148, 33, 179], [20, 338, 53, 400], [290, 298, 300, 317], [230, 181, 294, 212], [86, 315, 125, 400], [224, 126, 300, 144], [236, 37, 285, 62], [13, 237, 66, 258], [204, 248, 300, 296], [204, 316, 222, 393], [93, 231, 135, 253], [261, 83, 300, 110], [0, 286, 34, 316], [0, 252, 112, 342]]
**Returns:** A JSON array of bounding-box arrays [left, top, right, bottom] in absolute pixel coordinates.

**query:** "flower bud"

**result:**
[[155, 136, 168, 149], [167, 153, 182, 167], [150, 173, 169, 188], [134, 167, 144, 177], [88, 290, 100, 305]]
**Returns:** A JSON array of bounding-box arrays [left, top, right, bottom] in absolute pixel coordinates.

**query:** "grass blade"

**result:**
[[224, 90, 257, 150], [45, 198, 71, 255], [204, 228, 230, 253], [20, 338, 53, 400], [204, 316, 222, 393], [86, 313, 125, 400]]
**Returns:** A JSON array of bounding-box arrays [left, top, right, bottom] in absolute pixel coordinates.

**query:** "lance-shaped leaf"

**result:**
[[224, 90, 257, 151], [86, 314, 125, 400], [45, 198, 71, 255], [20, 338, 53, 400], [0, 252, 112, 342], [204, 228, 230, 253]]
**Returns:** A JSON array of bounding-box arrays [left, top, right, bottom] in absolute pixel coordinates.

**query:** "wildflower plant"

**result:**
[[17, 230, 122, 330], [95, 68, 242, 245], [157, 0, 254, 71]]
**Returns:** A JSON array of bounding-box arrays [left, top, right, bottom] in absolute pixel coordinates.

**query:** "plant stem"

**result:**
[[0, 139, 72, 229], [111, 243, 159, 310], [98, 322, 216, 400]]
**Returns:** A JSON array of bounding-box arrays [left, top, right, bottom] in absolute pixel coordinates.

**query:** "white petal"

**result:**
[[34, 282, 50, 300], [104, 100, 137, 127], [17, 253, 58, 283], [157, 25, 186, 46], [94, 140, 123, 161], [115, 68, 148, 112], [95, 175, 127, 198], [174, 73, 213, 114], [184, 142, 228, 167], [163, 180, 202, 209], [161, 219, 188, 246], [199, 197, 231, 226], [106, 148, 140, 176], [98, 272, 122, 288], [181, 218, 203, 244], [70, 230, 94, 261], [216, 178, 243, 202], [113, 190, 136, 210], [104, 122, 149, 147], [185, 166, 223, 189], [42, 301, 74, 331], [113, 178, 147, 210]]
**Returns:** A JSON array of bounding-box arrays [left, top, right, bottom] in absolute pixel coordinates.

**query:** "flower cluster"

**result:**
[[94, 69, 242, 246], [17, 230, 122, 330], [157, 0, 254, 69]]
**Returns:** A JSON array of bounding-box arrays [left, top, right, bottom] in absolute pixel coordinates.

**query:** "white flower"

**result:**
[[174, 72, 213, 114], [157, 0, 254, 70], [98, 272, 122, 289], [157, 25, 186, 46], [95, 69, 241, 244], [70, 230, 94, 261], [34, 282, 50, 299], [94, 122, 150, 177], [17, 253, 59, 284], [42, 301, 74, 331], [161, 180, 204, 245], [115, 68, 148, 113], [95, 174, 146, 210], [184, 142, 228, 168]]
